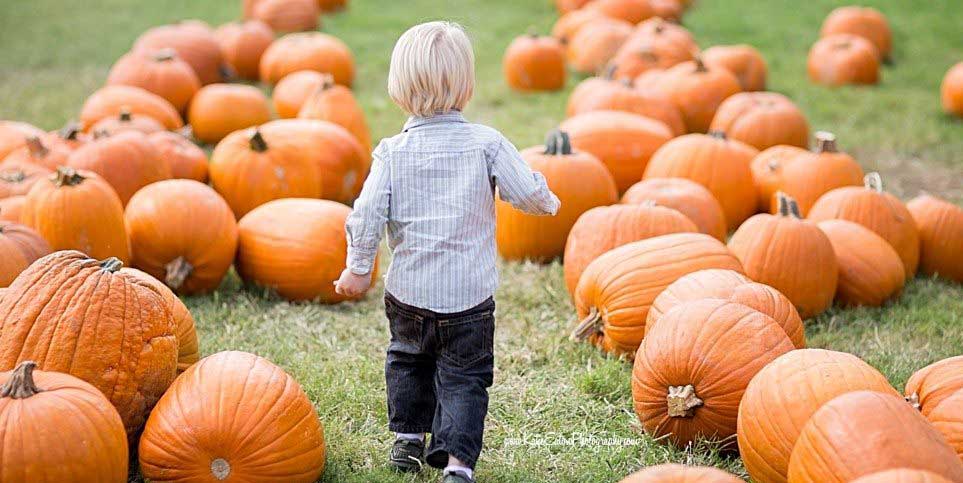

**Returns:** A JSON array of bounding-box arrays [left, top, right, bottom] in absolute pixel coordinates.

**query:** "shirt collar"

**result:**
[[403, 111, 467, 132]]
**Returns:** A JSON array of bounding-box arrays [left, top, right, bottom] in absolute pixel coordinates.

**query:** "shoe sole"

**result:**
[[390, 458, 424, 473]]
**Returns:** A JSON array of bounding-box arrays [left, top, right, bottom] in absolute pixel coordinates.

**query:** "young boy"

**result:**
[[334, 21, 560, 483]]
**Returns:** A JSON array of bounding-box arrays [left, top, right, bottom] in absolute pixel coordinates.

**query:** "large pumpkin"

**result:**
[[632, 299, 794, 446], [148, 131, 209, 182], [129, 271, 199, 375], [249, 0, 319, 33], [107, 48, 201, 114], [503, 33, 567, 92], [0, 221, 50, 287], [0, 161, 51, 198], [0, 361, 129, 482], [0, 121, 45, 160], [708, 92, 809, 151], [188, 83, 272, 145], [133, 21, 226, 85], [701, 44, 767, 91], [562, 202, 696, 296], [297, 73, 372, 152], [619, 464, 743, 483], [924, 389, 963, 463], [126, 179, 238, 295], [79, 85, 183, 132], [237, 198, 377, 302], [850, 469, 956, 483], [0, 250, 178, 438], [787, 391, 963, 483], [807, 34, 880, 86], [66, 130, 171, 205], [139, 351, 325, 483], [215, 20, 275, 80], [560, 110, 673, 193], [769, 131, 864, 216], [567, 17, 634, 74], [566, 74, 685, 136], [728, 193, 838, 318], [750, 145, 807, 212], [906, 195, 963, 283], [642, 57, 742, 133], [572, 233, 744, 355], [737, 349, 898, 483], [259, 32, 355, 87], [272, 70, 327, 119], [808, 172, 920, 277], [905, 356, 963, 419], [621, 178, 727, 241], [820, 6, 892, 60], [646, 269, 805, 348], [818, 219, 905, 307], [643, 131, 758, 229], [943, 62, 963, 117], [23, 168, 131, 263]]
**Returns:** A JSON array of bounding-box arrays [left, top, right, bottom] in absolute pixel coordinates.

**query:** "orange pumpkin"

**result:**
[[924, 390, 963, 463], [23, 168, 131, 262], [629, 17, 698, 59], [148, 131, 209, 182], [562, 201, 696, 295], [215, 20, 275, 80], [645, 57, 742, 133], [647, 269, 805, 348], [737, 349, 898, 483], [79, 85, 184, 132], [130, 271, 199, 374], [133, 21, 227, 85], [0, 160, 53, 198], [942, 63, 963, 117], [818, 219, 905, 307], [648, 0, 684, 21], [728, 193, 838, 318], [850, 469, 956, 483], [0, 361, 129, 483], [89, 110, 167, 136], [273, 70, 327, 119], [820, 6, 892, 60], [905, 356, 963, 419], [555, 0, 592, 14], [586, 0, 654, 24], [496, 130, 616, 262], [551, 9, 605, 44], [787, 391, 963, 483], [260, 32, 355, 87], [237, 198, 377, 302], [0, 250, 177, 439], [750, 145, 807, 212], [906, 195, 963, 283], [560, 110, 673, 193], [808, 34, 880, 86], [619, 464, 743, 483], [622, 178, 727, 240], [632, 299, 794, 446], [316, 0, 347, 12], [567, 17, 634, 74], [566, 75, 685, 136], [572, 233, 744, 355], [643, 131, 759, 229], [610, 20, 698, 80], [188, 83, 272, 145], [50, 121, 90, 151], [107, 48, 201, 113], [0, 221, 50, 287], [503, 33, 567, 92], [1, 134, 72, 170], [769, 131, 864, 216], [66, 131, 171, 205], [708, 92, 809, 150], [297, 74, 372, 152], [0, 196, 25, 222], [0, 121, 45, 160], [250, 0, 319, 33], [808, 172, 920, 277], [139, 351, 325, 483], [126, 179, 238, 295], [701, 44, 767, 91]]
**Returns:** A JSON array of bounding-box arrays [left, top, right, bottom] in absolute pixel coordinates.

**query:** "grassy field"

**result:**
[[2, 0, 963, 482]]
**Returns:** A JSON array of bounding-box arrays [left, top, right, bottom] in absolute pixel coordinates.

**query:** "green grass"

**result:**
[[2, 0, 963, 482]]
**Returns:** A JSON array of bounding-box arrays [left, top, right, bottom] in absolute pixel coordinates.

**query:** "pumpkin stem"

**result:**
[[602, 64, 618, 80], [53, 167, 86, 187], [571, 307, 603, 341], [320, 73, 336, 90], [119, 108, 133, 122], [153, 48, 177, 62], [219, 63, 238, 82], [813, 131, 838, 153], [543, 129, 572, 156], [25, 136, 48, 158], [864, 172, 883, 192], [165, 256, 194, 291], [92, 128, 111, 140], [59, 121, 82, 141], [767, 159, 780, 172], [775, 192, 801, 219], [708, 130, 727, 140], [906, 393, 921, 411], [0, 361, 43, 399], [0, 169, 26, 183], [694, 56, 708, 72], [666, 384, 703, 417], [99, 257, 124, 273], [211, 458, 231, 480], [249, 129, 268, 152]]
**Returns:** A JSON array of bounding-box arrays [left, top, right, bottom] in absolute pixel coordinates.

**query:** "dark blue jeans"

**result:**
[[384, 292, 495, 470]]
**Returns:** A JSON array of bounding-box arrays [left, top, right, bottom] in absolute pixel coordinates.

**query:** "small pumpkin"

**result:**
[[572, 233, 744, 355], [630, 17, 698, 59], [737, 348, 898, 483], [818, 219, 905, 307], [148, 131, 209, 182], [133, 20, 227, 85], [621, 177, 727, 240], [728, 193, 838, 318], [79, 85, 184, 132], [750, 145, 807, 212], [0, 121, 45, 160], [503, 33, 567, 92], [0, 160, 52, 198], [643, 131, 758, 229], [905, 356, 963, 419], [942, 62, 963, 118], [67, 130, 171, 205], [1, 134, 72, 170], [250, 0, 319, 33], [560, 110, 673, 193], [260, 32, 355, 87], [297, 73, 373, 152], [708, 92, 809, 150], [820, 6, 892, 60], [609, 20, 698, 80], [632, 299, 794, 447], [808, 172, 920, 277], [214, 20, 275, 80], [88, 109, 167, 136], [619, 464, 743, 483], [787, 391, 963, 483], [273, 70, 328, 119], [566, 74, 685, 136], [0, 220, 51, 287], [0, 196, 25, 222], [551, 9, 605, 44], [23, 168, 131, 262], [567, 17, 634, 74], [497, 130, 617, 262], [770, 131, 864, 216], [701, 44, 767, 91], [126, 179, 238, 295], [0, 361, 129, 483], [107, 48, 201, 113], [906, 195, 963, 283], [644, 57, 742, 133], [586, 0, 654, 24], [850, 469, 956, 483], [808, 34, 880, 86], [188, 83, 272, 145]]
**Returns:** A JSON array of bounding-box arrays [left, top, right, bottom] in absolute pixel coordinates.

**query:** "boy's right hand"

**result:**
[[334, 269, 372, 297]]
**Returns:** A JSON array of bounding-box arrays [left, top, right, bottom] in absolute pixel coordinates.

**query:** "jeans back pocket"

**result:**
[[438, 312, 494, 367]]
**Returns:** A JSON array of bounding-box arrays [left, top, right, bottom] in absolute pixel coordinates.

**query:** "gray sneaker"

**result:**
[[442, 470, 475, 483], [389, 438, 425, 472]]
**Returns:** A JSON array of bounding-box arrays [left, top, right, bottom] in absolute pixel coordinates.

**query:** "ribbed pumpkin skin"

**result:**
[[0, 363, 129, 483], [787, 391, 963, 483], [133, 21, 225, 85], [250, 0, 319, 33], [23, 169, 131, 263], [907, 195, 963, 282], [772, 135, 864, 216], [562, 204, 697, 296], [79, 85, 183, 131], [0, 196, 25, 222], [148, 131, 209, 182], [750, 145, 807, 212], [622, 178, 727, 241], [259, 32, 355, 87], [619, 463, 743, 483], [107, 49, 201, 114], [646, 269, 805, 348], [906, 356, 963, 419], [632, 299, 794, 446], [237, 198, 377, 302], [215, 20, 275, 80], [647, 59, 742, 133], [128, 270, 200, 374], [643, 132, 759, 230], [566, 78, 686, 136], [807, 34, 880, 86], [818, 219, 905, 307], [126, 180, 238, 295], [820, 6, 892, 59], [139, 351, 325, 483], [0, 221, 50, 287], [503, 34, 567, 92], [942, 63, 963, 117], [737, 349, 898, 483], [67, 131, 172, 206], [573, 233, 744, 356], [850, 469, 955, 483], [0, 161, 51, 198], [567, 18, 634, 74], [297, 75, 372, 152], [0, 250, 178, 439], [0, 121, 45, 160], [702, 44, 767, 91], [189, 84, 272, 145], [560, 110, 673, 193], [926, 390, 963, 462], [709, 92, 809, 151]]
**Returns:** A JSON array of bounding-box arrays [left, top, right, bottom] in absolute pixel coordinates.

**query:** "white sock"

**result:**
[[444, 464, 473, 479], [395, 432, 425, 442]]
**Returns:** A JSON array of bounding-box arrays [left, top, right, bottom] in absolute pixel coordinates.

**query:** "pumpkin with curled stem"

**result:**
[[818, 219, 905, 307], [905, 356, 963, 419], [906, 194, 963, 283], [619, 463, 743, 483]]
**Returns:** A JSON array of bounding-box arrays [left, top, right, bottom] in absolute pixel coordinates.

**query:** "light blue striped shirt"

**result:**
[[345, 111, 560, 313]]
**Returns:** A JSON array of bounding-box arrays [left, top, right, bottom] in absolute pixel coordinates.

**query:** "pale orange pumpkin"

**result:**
[[619, 464, 743, 483], [0, 196, 25, 223], [622, 178, 727, 240], [770, 131, 864, 216], [551, 9, 605, 45], [850, 469, 955, 483], [0, 162, 51, 199], [133, 20, 227, 85], [297, 73, 372, 152], [907, 194, 963, 283], [188, 83, 272, 145], [259, 32, 355, 87], [79, 85, 184, 132], [567, 17, 634, 74], [750, 145, 807, 212], [818, 219, 905, 307], [272, 70, 327, 119], [942, 63, 963, 118], [215, 20, 275, 80], [644, 57, 742, 133], [905, 356, 963, 419], [147, 131, 209, 182], [66, 130, 171, 205], [0, 220, 51, 287], [1, 134, 73, 171], [249, 0, 320, 33], [709, 92, 809, 150], [107, 48, 201, 113], [88, 110, 167, 136], [503, 33, 567, 92], [820, 6, 892, 60], [808, 34, 881, 86], [610, 19, 698, 80], [701, 44, 767, 91], [566, 74, 685, 136], [0, 121, 45, 160], [585, 0, 654, 24]]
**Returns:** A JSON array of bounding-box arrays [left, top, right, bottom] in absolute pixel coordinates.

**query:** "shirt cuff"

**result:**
[[346, 245, 377, 275]]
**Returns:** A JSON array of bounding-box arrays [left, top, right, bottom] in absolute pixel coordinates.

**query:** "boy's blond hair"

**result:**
[[388, 21, 475, 117]]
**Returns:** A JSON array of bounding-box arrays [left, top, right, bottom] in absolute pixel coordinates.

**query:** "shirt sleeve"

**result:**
[[345, 140, 391, 275], [488, 135, 561, 216]]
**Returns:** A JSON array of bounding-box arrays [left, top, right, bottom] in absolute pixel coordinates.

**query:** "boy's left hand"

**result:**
[[334, 269, 372, 297]]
